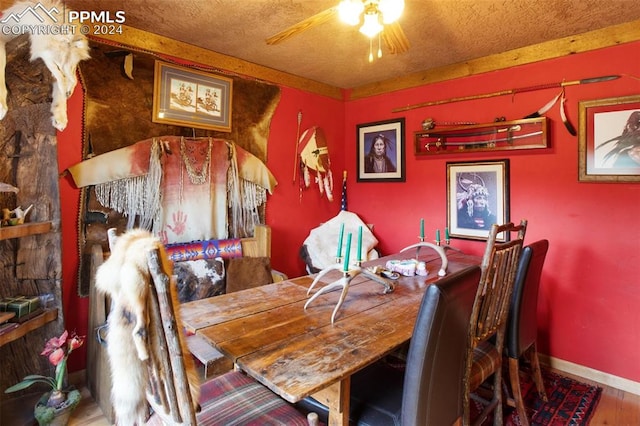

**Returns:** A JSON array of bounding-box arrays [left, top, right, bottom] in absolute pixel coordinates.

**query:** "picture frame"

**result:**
[[357, 118, 405, 182], [446, 160, 510, 241], [152, 61, 233, 132], [578, 95, 640, 182]]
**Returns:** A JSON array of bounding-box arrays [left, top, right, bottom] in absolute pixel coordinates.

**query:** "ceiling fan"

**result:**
[[265, 0, 410, 60]]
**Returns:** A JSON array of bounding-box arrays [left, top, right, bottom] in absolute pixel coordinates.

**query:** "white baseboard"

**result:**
[[540, 354, 640, 396]]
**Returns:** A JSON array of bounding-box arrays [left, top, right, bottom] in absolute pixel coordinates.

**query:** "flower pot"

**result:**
[[34, 390, 81, 426]]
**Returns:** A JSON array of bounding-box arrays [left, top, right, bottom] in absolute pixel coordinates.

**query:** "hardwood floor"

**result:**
[[2, 371, 638, 425]]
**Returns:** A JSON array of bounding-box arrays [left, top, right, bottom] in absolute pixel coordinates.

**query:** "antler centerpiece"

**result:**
[[304, 232, 396, 324]]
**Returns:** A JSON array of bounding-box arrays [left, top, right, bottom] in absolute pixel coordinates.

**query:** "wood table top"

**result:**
[[180, 248, 480, 403]]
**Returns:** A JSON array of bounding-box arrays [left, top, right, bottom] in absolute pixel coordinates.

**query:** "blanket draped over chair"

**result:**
[[72, 41, 281, 296]]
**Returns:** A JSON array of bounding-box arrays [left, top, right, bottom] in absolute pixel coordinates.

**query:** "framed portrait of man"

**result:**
[[446, 159, 510, 241], [356, 118, 405, 182]]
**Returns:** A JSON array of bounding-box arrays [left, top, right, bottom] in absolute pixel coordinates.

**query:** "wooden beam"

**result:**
[[349, 19, 640, 100], [91, 25, 344, 100]]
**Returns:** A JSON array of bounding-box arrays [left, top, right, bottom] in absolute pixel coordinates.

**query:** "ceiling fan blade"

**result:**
[[382, 22, 410, 54], [266, 7, 338, 45]]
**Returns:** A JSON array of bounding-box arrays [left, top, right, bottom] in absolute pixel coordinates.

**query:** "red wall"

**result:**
[[344, 42, 640, 383], [57, 42, 639, 384]]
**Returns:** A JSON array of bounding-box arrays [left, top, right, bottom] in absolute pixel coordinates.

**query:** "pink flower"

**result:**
[[69, 333, 84, 351], [38, 330, 84, 367], [41, 330, 68, 357], [48, 348, 65, 366]]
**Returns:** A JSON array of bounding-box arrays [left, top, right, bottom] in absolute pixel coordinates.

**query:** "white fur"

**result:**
[[96, 229, 200, 426], [0, 0, 90, 130], [96, 229, 160, 425]]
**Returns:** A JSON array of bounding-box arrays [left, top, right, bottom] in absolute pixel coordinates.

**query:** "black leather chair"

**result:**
[[298, 265, 482, 426], [505, 239, 549, 425]]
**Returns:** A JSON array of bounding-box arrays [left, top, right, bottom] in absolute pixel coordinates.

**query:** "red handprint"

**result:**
[[166, 211, 187, 236]]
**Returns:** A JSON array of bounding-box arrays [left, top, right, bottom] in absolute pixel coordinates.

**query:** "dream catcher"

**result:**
[[294, 119, 334, 201]]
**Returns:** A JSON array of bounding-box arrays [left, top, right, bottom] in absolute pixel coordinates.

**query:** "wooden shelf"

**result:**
[[0, 221, 52, 241], [0, 309, 58, 347]]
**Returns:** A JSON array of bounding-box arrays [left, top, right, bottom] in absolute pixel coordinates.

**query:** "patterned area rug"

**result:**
[[473, 366, 603, 425]]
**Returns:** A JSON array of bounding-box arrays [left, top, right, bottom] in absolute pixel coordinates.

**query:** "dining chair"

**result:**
[[99, 229, 317, 426], [298, 264, 482, 426], [504, 239, 549, 425], [462, 220, 527, 426]]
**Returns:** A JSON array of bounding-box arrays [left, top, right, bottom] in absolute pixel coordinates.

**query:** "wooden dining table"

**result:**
[[180, 247, 480, 426]]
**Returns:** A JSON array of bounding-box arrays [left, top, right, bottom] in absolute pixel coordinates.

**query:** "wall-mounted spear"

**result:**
[[391, 75, 621, 113]]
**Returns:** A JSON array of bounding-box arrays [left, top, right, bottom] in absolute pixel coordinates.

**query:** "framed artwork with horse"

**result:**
[[153, 61, 233, 132]]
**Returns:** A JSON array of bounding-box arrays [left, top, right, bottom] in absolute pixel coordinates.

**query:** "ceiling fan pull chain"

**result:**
[[378, 32, 382, 59], [369, 38, 374, 62]]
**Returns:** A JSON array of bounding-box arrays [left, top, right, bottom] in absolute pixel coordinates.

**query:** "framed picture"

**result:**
[[153, 61, 233, 132], [578, 95, 640, 182], [357, 118, 405, 182], [446, 160, 510, 241]]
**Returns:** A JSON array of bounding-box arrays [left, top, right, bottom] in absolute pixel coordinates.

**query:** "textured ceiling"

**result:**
[[42, 1, 640, 88]]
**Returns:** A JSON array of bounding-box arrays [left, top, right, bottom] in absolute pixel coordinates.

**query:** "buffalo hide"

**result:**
[[76, 41, 280, 296]]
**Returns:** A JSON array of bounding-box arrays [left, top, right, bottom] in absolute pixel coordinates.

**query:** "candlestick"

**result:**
[[436, 229, 441, 243], [357, 226, 363, 262], [336, 223, 344, 258], [420, 218, 424, 240], [445, 227, 449, 240], [343, 233, 352, 272]]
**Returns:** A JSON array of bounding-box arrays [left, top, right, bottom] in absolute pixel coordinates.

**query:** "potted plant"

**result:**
[[5, 330, 84, 426]]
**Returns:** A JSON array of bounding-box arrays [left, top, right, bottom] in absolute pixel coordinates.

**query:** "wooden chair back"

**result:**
[[145, 247, 198, 425], [470, 220, 527, 349], [462, 220, 527, 426], [102, 230, 316, 426]]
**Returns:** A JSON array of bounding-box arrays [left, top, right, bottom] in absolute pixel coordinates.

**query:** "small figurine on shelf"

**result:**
[[1, 204, 33, 226]]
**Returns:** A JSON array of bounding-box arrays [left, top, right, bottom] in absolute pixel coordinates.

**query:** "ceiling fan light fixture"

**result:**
[[378, 0, 404, 24], [338, 0, 364, 26], [359, 12, 383, 38]]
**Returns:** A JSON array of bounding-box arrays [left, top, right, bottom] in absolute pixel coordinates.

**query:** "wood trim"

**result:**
[[540, 354, 640, 396], [0, 309, 58, 347], [0, 0, 637, 100], [0, 221, 52, 241], [91, 26, 344, 100], [349, 19, 640, 100]]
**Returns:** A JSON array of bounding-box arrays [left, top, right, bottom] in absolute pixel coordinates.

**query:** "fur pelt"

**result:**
[[0, 0, 90, 130], [96, 229, 200, 426]]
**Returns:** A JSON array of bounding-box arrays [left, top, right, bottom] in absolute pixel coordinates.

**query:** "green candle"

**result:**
[[343, 233, 352, 272], [357, 226, 363, 261], [337, 223, 344, 258], [445, 227, 449, 240], [420, 218, 424, 239], [436, 229, 441, 242]]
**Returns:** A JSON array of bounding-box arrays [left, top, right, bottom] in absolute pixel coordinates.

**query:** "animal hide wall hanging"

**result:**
[[0, 0, 90, 131], [74, 40, 281, 296]]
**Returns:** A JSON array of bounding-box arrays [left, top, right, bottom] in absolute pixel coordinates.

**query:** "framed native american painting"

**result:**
[[357, 118, 405, 182], [446, 160, 510, 241], [153, 61, 233, 132], [578, 95, 640, 182]]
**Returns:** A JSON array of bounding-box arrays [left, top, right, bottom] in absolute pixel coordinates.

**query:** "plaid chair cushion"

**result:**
[[199, 371, 310, 426], [146, 371, 311, 425], [469, 340, 501, 391]]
